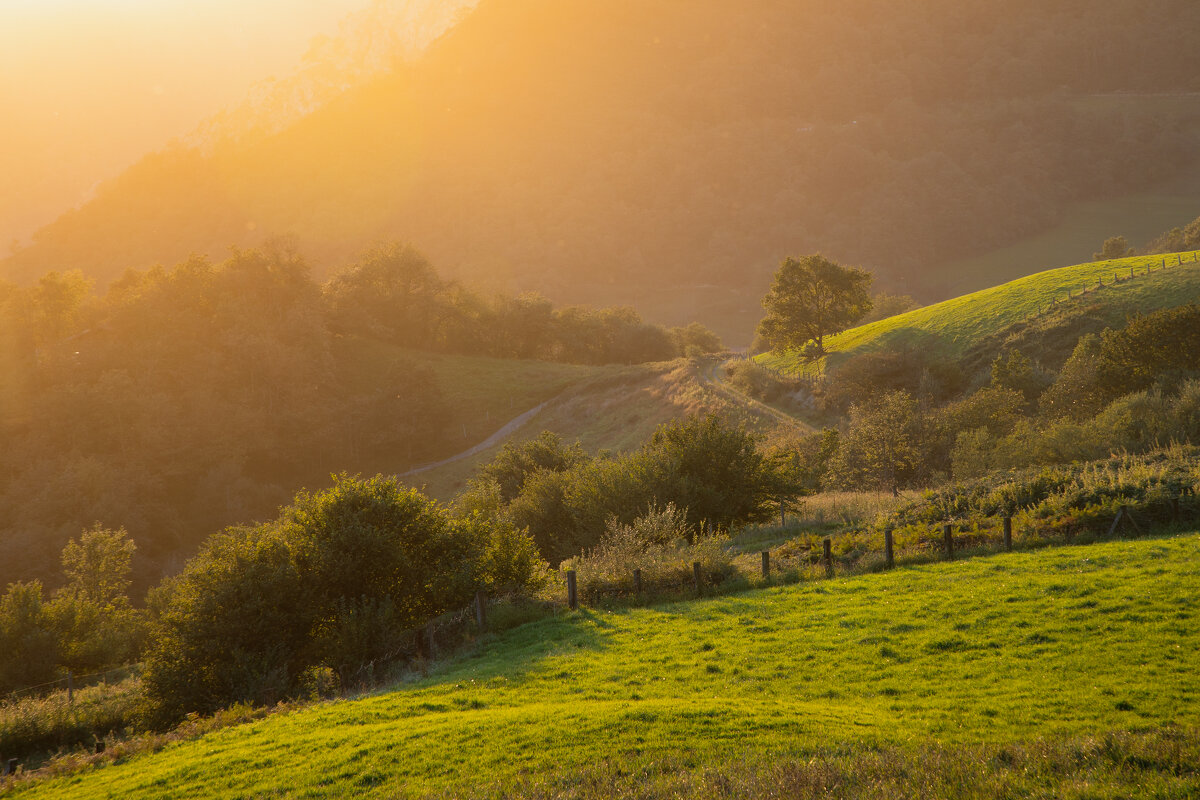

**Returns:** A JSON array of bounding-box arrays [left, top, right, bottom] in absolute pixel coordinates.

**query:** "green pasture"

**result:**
[[19, 533, 1200, 798], [759, 251, 1200, 376]]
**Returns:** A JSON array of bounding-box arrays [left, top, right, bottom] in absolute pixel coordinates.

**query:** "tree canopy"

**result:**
[[756, 254, 873, 357]]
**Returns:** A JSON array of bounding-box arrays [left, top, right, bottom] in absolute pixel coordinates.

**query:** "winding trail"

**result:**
[[402, 400, 551, 476], [699, 358, 815, 433]]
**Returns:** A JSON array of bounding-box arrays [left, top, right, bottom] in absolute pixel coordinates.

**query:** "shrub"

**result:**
[[143, 474, 547, 722], [564, 506, 734, 599], [507, 415, 791, 565]]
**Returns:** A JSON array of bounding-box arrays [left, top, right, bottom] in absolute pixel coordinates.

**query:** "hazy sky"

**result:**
[[0, 0, 370, 248]]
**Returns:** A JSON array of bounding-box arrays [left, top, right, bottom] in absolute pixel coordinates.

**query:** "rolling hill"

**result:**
[[11, 533, 1199, 797], [6, 1, 1200, 343], [405, 356, 810, 500], [758, 250, 1200, 377]]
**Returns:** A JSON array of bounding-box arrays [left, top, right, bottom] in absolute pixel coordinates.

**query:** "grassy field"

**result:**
[[759, 250, 1200, 376], [14, 532, 1199, 798], [922, 144, 1200, 301]]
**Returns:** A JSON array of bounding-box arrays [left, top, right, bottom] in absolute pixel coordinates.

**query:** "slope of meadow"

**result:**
[[15, 533, 1199, 798], [759, 250, 1200, 376]]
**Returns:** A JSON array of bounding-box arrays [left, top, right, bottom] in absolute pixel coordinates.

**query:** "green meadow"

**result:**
[[18, 533, 1200, 798], [759, 250, 1200, 376]]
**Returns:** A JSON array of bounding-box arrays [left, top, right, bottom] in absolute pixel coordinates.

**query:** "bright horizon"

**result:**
[[0, 0, 370, 249]]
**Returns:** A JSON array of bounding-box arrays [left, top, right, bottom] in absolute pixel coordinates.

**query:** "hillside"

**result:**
[[758, 250, 1200, 376], [6, 1, 1200, 343], [13, 533, 1199, 797], [407, 357, 810, 500]]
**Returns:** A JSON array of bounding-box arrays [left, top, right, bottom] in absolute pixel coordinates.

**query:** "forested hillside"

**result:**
[[0, 244, 716, 591], [5, 0, 1200, 341]]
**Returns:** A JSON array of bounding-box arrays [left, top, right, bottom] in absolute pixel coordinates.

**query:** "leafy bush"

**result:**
[[143, 474, 547, 722], [506, 416, 791, 565], [0, 526, 144, 696], [563, 505, 734, 600], [724, 359, 793, 402], [0, 676, 143, 762]]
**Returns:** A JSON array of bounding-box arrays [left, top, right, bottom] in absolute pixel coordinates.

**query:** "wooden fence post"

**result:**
[[1106, 506, 1125, 538], [943, 524, 954, 561], [1172, 496, 1181, 523], [884, 528, 894, 569], [761, 551, 770, 579], [566, 570, 578, 610], [3, 757, 17, 777], [474, 591, 487, 632], [425, 621, 437, 660], [633, 568, 643, 595], [67, 671, 73, 705], [1003, 517, 1013, 552], [693, 561, 703, 596], [823, 538, 833, 578], [1122, 504, 1143, 536]]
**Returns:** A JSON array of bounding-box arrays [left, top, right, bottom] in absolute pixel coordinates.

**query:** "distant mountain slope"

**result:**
[[6, 0, 1200, 343], [758, 251, 1200, 376]]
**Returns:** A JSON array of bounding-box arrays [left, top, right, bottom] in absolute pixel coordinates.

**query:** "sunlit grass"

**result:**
[[759, 251, 1200, 376], [13, 533, 1200, 798]]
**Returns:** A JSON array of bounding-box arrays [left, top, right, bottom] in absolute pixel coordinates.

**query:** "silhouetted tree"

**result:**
[[757, 254, 872, 358]]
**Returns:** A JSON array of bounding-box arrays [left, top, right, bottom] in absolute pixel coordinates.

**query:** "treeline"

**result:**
[[323, 244, 721, 363], [0, 244, 720, 590], [757, 303, 1200, 494]]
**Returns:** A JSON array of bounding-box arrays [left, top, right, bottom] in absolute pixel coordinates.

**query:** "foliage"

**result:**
[[820, 345, 963, 413], [827, 391, 928, 495], [1094, 235, 1135, 261], [756, 254, 873, 356], [1039, 305, 1200, 421], [1146, 214, 1200, 255], [668, 322, 723, 358], [0, 583, 58, 695], [0, 676, 143, 763], [723, 358, 801, 404], [564, 505, 735, 600], [0, 527, 143, 696], [989, 348, 1050, 406], [142, 474, 547, 721], [857, 292, 919, 325], [504, 416, 794, 565], [470, 432, 588, 504]]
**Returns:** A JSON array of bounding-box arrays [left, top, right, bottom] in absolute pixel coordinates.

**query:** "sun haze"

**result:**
[[0, 0, 368, 248]]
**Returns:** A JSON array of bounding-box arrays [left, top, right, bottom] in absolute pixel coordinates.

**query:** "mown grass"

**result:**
[[11, 533, 1199, 798], [758, 250, 1200, 376]]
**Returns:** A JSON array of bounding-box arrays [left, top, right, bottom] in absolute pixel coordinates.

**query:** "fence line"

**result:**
[[561, 496, 1183, 610], [1025, 250, 1199, 324]]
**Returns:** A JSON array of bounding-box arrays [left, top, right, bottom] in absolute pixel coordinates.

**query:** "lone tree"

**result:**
[[1094, 235, 1134, 261], [757, 254, 872, 358]]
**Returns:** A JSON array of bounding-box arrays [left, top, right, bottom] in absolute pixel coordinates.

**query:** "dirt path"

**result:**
[[401, 400, 551, 476], [700, 358, 815, 433]]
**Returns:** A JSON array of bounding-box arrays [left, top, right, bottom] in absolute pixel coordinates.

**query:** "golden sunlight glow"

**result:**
[[0, 0, 367, 248]]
